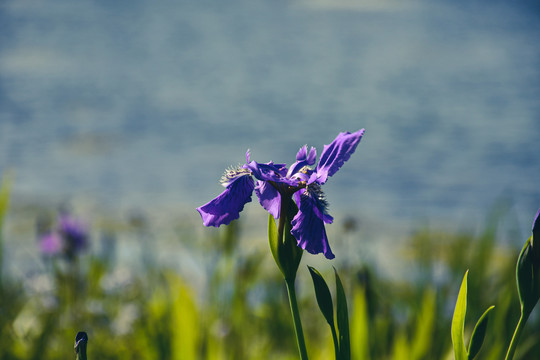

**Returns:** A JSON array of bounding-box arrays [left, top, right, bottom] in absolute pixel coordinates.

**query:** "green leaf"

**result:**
[[351, 286, 370, 360], [267, 201, 303, 281], [335, 268, 350, 360], [167, 271, 199, 360], [308, 266, 334, 327], [411, 289, 436, 360], [468, 305, 495, 360], [451, 270, 469, 360], [268, 214, 284, 276], [0, 173, 13, 229], [0, 173, 13, 284], [516, 236, 540, 314]]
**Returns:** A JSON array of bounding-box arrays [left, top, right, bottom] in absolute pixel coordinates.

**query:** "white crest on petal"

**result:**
[[305, 182, 329, 215], [220, 165, 251, 187]]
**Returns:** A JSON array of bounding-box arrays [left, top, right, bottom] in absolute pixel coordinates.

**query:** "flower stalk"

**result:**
[[269, 194, 308, 358], [505, 209, 540, 360], [286, 277, 309, 360], [505, 310, 528, 360]]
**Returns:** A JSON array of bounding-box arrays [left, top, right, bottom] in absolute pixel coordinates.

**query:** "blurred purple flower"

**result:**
[[39, 232, 63, 255], [197, 129, 365, 259], [38, 213, 89, 258], [59, 214, 89, 253]]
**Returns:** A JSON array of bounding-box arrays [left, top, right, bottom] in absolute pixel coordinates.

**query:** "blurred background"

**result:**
[[0, 0, 539, 358]]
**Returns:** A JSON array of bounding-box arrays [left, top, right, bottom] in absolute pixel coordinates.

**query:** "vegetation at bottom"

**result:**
[[0, 197, 538, 358]]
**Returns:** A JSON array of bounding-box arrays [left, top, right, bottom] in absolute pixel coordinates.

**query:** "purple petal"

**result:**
[[197, 175, 255, 227], [290, 190, 335, 259], [315, 129, 365, 184], [287, 145, 317, 177], [59, 215, 89, 252], [247, 160, 298, 187], [39, 232, 63, 255], [246, 161, 283, 182], [254, 180, 281, 219]]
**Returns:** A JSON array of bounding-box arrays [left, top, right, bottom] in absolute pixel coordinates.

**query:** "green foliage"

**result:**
[[308, 266, 351, 360], [308, 266, 334, 328], [334, 269, 350, 360], [516, 236, 540, 315], [469, 306, 494, 360], [308, 266, 339, 359], [0, 173, 13, 283], [350, 285, 370, 360], [0, 173, 11, 228], [0, 196, 539, 359], [505, 210, 540, 360], [410, 288, 436, 360], [451, 271, 494, 360], [452, 271, 469, 360], [268, 201, 303, 282]]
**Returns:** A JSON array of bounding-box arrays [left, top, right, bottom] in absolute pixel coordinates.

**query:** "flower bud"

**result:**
[[516, 208, 540, 315], [268, 199, 303, 281]]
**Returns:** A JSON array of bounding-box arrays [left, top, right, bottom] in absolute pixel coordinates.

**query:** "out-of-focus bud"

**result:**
[[516, 208, 540, 315]]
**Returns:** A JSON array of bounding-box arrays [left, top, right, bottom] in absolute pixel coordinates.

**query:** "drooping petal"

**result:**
[[287, 145, 317, 178], [290, 190, 335, 259], [254, 180, 281, 219], [197, 175, 255, 227], [315, 129, 365, 184]]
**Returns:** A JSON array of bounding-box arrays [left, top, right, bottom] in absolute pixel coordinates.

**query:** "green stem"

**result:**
[[505, 308, 530, 360], [286, 278, 309, 360]]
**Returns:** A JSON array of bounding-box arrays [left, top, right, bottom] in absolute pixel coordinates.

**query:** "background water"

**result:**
[[0, 0, 539, 237]]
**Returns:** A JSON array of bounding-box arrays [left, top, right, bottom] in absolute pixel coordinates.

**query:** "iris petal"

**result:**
[[255, 180, 281, 219], [247, 161, 284, 182], [291, 190, 335, 259], [288, 145, 317, 177], [315, 129, 365, 184], [197, 175, 255, 227], [247, 160, 299, 187]]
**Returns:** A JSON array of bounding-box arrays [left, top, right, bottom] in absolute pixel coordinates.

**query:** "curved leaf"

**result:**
[[468, 305, 495, 360], [452, 271, 469, 360], [308, 266, 334, 327], [335, 267, 350, 360]]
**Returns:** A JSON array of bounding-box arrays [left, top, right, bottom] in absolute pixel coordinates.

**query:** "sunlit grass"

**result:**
[[0, 177, 539, 359]]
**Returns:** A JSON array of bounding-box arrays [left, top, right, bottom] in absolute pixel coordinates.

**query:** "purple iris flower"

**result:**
[[197, 129, 365, 259], [37, 214, 89, 259], [58, 214, 89, 253], [39, 232, 63, 255]]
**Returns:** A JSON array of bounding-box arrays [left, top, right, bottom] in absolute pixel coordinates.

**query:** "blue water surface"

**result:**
[[0, 0, 539, 233]]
